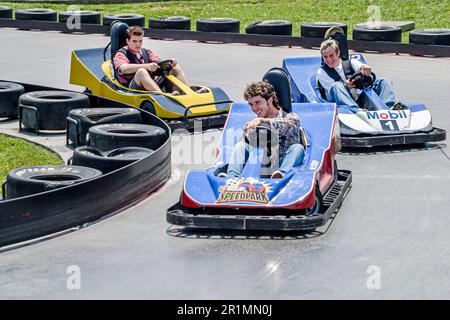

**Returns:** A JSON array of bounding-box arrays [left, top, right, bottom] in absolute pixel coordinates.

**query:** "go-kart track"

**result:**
[[0, 29, 449, 299]]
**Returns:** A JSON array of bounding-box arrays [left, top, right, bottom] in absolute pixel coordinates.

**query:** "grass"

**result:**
[[0, 134, 63, 187], [1, 0, 448, 42]]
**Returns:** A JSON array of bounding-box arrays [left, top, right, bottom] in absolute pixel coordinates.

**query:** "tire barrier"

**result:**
[[409, 29, 450, 46], [15, 9, 57, 22], [149, 16, 191, 30], [66, 107, 142, 146], [353, 24, 402, 42], [103, 13, 145, 27], [4, 165, 102, 200], [246, 20, 292, 36], [71, 146, 154, 174], [19, 91, 90, 132], [58, 10, 101, 25], [0, 81, 24, 118], [196, 18, 240, 33], [0, 6, 12, 19], [301, 22, 348, 38], [88, 123, 168, 151]]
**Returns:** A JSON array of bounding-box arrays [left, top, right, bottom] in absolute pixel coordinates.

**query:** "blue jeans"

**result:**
[[227, 141, 305, 178], [329, 78, 396, 112]]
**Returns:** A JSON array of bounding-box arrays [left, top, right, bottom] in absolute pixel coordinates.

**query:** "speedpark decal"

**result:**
[[366, 110, 408, 120], [216, 177, 272, 204]]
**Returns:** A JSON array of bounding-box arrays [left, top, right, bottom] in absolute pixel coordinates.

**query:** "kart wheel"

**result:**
[[196, 18, 240, 33], [72, 146, 154, 174], [301, 22, 347, 38], [353, 24, 402, 42], [305, 185, 324, 216], [15, 8, 57, 21], [19, 91, 90, 131], [245, 20, 292, 36], [5, 165, 102, 200], [0, 6, 12, 19], [59, 10, 101, 25], [149, 16, 191, 30], [140, 101, 156, 115], [0, 81, 24, 118], [103, 13, 145, 27], [88, 123, 167, 151], [409, 29, 450, 46], [333, 160, 338, 184], [67, 108, 142, 146]]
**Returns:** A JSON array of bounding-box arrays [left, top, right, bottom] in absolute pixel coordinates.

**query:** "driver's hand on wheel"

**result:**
[[146, 62, 159, 72], [244, 118, 264, 134], [345, 79, 356, 89], [360, 64, 372, 77]]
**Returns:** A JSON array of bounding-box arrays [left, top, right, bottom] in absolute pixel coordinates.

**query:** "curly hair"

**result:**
[[127, 26, 144, 39], [243, 81, 280, 109]]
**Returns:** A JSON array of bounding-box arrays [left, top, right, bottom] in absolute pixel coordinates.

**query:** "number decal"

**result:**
[[380, 120, 399, 131]]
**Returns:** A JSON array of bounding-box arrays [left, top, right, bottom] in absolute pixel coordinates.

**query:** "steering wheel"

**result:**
[[348, 71, 376, 90], [244, 125, 276, 157], [152, 59, 173, 77]]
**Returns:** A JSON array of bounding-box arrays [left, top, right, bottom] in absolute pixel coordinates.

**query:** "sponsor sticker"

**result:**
[[216, 177, 271, 204]]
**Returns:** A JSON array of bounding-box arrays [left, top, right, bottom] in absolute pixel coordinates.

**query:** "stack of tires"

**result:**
[[0, 81, 24, 119]]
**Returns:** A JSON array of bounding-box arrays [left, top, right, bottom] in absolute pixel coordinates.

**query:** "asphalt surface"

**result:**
[[0, 29, 449, 299]]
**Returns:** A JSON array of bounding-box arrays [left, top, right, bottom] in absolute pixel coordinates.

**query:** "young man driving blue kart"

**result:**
[[317, 39, 406, 112], [220, 81, 305, 179]]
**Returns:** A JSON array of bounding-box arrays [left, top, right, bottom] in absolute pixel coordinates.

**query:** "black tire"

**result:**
[[15, 9, 57, 22], [196, 18, 240, 33], [5, 165, 102, 199], [246, 20, 292, 36], [301, 22, 348, 38], [67, 107, 142, 146], [58, 10, 101, 25], [88, 123, 167, 151], [19, 91, 90, 131], [0, 6, 12, 19], [72, 146, 154, 174], [305, 185, 324, 216], [353, 24, 402, 42], [103, 13, 145, 27], [409, 29, 450, 46], [140, 101, 156, 115], [149, 16, 191, 30], [0, 81, 24, 118]]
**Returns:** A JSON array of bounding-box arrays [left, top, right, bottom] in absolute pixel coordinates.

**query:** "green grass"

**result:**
[[1, 0, 448, 42], [0, 134, 63, 186]]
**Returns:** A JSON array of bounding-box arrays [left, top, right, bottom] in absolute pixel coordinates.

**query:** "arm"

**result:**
[[113, 51, 159, 75]]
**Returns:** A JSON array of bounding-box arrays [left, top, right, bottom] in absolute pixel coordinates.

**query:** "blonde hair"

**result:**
[[320, 39, 339, 55]]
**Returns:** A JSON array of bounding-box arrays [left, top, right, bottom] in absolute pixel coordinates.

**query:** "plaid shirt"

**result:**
[[268, 110, 301, 160]]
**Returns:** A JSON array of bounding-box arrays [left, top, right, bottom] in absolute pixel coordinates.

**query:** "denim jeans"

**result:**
[[227, 141, 305, 178], [329, 78, 396, 112]]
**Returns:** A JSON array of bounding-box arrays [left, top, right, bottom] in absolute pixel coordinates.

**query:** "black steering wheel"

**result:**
[[348, 71, 376, 90], [151, 59, 174, 77], [244, 125, 276, 157]]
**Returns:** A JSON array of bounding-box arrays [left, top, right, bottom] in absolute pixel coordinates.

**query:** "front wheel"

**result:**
[[305, 185, 324, 216]]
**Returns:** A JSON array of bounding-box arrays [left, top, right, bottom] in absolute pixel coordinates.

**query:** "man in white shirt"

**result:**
[[316, 39, 401, 112]]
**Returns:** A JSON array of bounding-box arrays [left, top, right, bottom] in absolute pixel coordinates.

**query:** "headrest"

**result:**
[[324, 26, 349, 61], [110, 21, 129, 60], [262, 68, 292, 113]]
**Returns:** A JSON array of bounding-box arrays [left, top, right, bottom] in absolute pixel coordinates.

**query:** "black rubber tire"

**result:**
[[301, 22, 348, 38], [15, 9, 57, 22], [5, 165, 102, 199], [72, 146, 154, 174], [0, 81, 24, 118], [409, 29, 450, 46], [305, 185, 324, 216], [103, 13, 145, 27], [58, 10, 101, 25], [19, 91, 90, 131], [88, 123, 167, 151], [196, 18, 240, 33], [353, 24, 402, 42], [0, 6, 12, 19], [140, 101, 156, 115], [149, 16, 191, 30], [67, 107, 142, 146], [246, 20, 292, 36]]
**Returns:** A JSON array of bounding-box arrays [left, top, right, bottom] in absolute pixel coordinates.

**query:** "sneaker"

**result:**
[[391, 101, 407, 110], [196, 87, 209, 94], [171, 90, 180, 96], [270, 170, 284, 179], [218, 172, 228, 178]]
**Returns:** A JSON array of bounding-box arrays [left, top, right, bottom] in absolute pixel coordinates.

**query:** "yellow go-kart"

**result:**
[[70, 21, 232, 130]]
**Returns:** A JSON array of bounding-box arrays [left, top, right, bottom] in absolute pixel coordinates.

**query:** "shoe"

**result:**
[[171, 90, 180, 96], [270, 170, 284, 179], [196, 87, 209, 94], [391, 101, 407, 110], [218, 172, 228, 178]]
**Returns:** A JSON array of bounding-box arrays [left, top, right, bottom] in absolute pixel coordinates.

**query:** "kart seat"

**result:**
[[262, 67, 292, 113], [110, 21, 129, 61]]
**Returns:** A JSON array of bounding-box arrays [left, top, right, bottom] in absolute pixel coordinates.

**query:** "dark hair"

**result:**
[[243, 81, 280, 109], [127, 26, 144, 39]]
